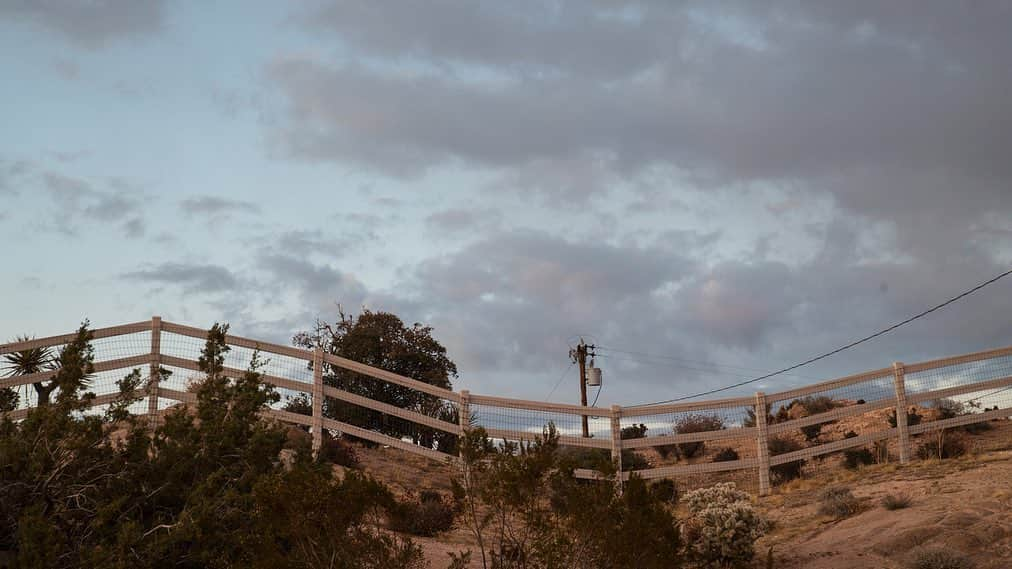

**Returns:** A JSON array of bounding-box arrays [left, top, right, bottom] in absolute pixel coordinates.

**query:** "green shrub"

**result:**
[[389, 493, 456, 537], [906, 547, 975, 569], [622, 449, 651, 470], [962, 420, 992, 434], [621, 423, 648, 440], [648, 479, 678, 504], [794, 395, 840, 415], [682, 483, 768, 567], [557, 446, 612, 470], [675, 414, 724, 458], [933, 398, 965, 420], [800, 423, 823, 441], [319, 433, 360, 468], [888, 408, 923, 428], [916, 434, 966, 460], [768, 436, 805, 483], [817, 487, 861, 518], [712, 447, 740, 462], [843, 447, 875, 469], [881, 493, 912, 510], [655, 443, 679, 460], [457, 426, 682, 569]]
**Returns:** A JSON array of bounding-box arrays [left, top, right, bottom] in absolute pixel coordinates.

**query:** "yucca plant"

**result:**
[[4, 336, 58, 406]]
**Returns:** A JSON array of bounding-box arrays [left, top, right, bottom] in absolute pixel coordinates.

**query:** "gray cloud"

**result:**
[[425, 207, 504, 234], [258, 252, 368, 313], [273, 2, 1012, 234], [0, 158, 29, 195], [179, 196, 261, 218], [42, 171, 145, 235], [122, 262, 239, 294], [0, 0, 167, 49]]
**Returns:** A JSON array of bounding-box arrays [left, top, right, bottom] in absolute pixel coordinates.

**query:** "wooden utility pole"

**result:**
[[571, 340, 592, 438]]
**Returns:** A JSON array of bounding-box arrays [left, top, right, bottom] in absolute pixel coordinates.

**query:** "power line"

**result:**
[[544, 361, 574, 401], [591, 384, 603, 407], [629, 265, 1012, 407]]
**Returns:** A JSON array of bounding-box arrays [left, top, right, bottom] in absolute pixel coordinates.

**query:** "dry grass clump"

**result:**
[[817, 486, 861, 519], [881, 492, 912, 510], [906, 546, 975, 569]]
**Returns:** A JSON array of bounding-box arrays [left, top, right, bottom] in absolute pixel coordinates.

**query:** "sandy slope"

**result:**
[[351, 419, 1012, 568]]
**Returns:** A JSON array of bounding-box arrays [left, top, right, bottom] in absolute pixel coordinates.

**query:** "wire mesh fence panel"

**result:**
[[320, 391, 460, 455], [467, 397, 611, 448], [761, 371, 898, 484], [620, 400, 759, 494]]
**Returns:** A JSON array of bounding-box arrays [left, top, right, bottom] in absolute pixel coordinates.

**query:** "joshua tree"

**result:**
[[3, 335, 57, 406]]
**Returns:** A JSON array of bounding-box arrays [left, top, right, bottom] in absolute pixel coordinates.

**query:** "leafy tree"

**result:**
[[293, 308, 458, 445]]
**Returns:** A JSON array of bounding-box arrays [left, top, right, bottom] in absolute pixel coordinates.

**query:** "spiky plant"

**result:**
[[3, 336, 56, 406]]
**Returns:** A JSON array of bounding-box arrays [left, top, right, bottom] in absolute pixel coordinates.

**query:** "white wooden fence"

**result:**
[[2, 317, 1011, 496]]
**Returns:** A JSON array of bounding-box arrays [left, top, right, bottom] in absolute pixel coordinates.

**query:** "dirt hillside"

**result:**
[[351, 420, 1012, 568]]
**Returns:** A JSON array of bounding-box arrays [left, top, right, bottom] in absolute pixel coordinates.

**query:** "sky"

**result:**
[[2, 1, 1012, 407]]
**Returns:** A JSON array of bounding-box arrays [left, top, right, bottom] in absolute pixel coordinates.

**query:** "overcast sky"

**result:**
[[2, 1, 1012, 405]]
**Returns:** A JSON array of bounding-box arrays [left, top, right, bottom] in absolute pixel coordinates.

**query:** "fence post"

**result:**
[[312, 347, 324, 455], [147, 316, 161, 432], [610, 404, 623, 494], [755, 391, 771, 496], [892, 362, 911, 464]]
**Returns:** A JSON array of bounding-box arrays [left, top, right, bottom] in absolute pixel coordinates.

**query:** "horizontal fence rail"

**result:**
[[3, 317, 1012, 495]]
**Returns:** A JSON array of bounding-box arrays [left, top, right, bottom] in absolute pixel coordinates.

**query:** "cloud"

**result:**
[[272, 2, 1012, 239], [257, 252, 369, 314], [425, 207, 504, 234], [0, 0, 167, 49], [42, 171, 145, 235], [122, 262, 239, 294], [179, 196, 261, 218], [0, 158, 30, 195]]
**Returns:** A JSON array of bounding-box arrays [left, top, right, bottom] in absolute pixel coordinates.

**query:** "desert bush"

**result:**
[[682, 483, 768, 568], [916, 433, 966, 460], [675, 414, 724, 458], [768, 436, 805, 483], [457, 426, 683, 569], [649, 478, 678, 504], [843, 447, 875, 469], [933, 398, 965, 420], [389, 492, 456, 537], [621, 423, 648, 440], [282, 393, 313, 416], [622, 449, 651, 470], [962, 420, 992, 434], [712, 447, 740, 462], [319, 433, 360, 468], [817, 487, 861, 518], [888, 408, 923, 428], [794, 395, 840, 415], [655, 443, 679, 459], [881, 493, 912, 510], [800, 423, 823, 441], [557, 446, 612, 470], [906, 546, 975, 569]]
